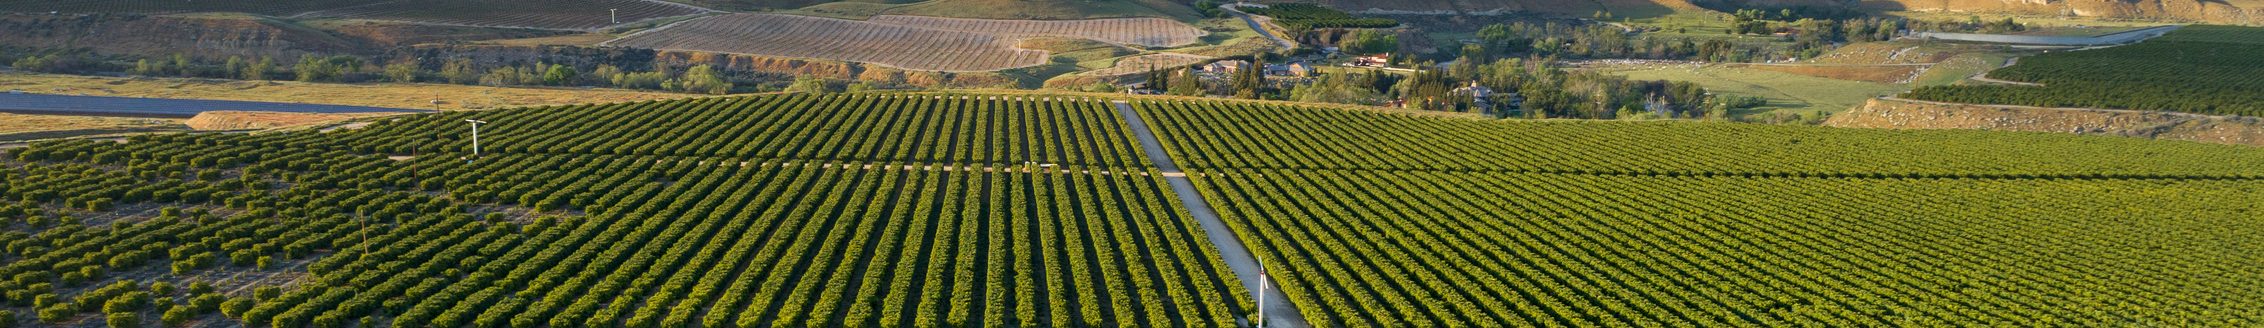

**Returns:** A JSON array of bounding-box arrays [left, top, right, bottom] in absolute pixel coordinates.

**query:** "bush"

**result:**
[[253, 287, 281, 301], [37, 304, 73, 323], [220, 297, 253, 319], [149, 281, 175, 295], [161, 307, 190, 327], [106, 312, 140, 328]]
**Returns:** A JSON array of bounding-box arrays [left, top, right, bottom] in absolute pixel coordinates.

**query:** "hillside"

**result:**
[[1866, 0, 2264, 25], [1, 93, 2260, 327], [883, 0, 1193, 20], [0, 13, 361, 58], [1273, 0, 2259, 24], [1828, 97, 2264, 146]]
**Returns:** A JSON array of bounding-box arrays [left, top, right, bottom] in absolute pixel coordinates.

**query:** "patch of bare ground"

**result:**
[[184, 111, 405, 131], [0, 113, 183, 138], [1827, 97, 2264, 146], [1077, 53, 1213, 77]]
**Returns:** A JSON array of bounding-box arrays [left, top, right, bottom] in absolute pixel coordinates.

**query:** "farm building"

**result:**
[[1202, 60, 1249, 74], [1266, 63, 1315, 77]]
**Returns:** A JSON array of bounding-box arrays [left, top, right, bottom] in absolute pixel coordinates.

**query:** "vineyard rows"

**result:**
[[1904, 25, 2264, 117], [294, 0, 712, 31], [1192, 169, 2264, 326], [868, 15, 1207, 48], [1129, 100, 2264, 178], [291, 94, 1153, 168], [608, 14, 1050, 72], [4, 94, 2264, 326], [0, 93, 1253, 326]]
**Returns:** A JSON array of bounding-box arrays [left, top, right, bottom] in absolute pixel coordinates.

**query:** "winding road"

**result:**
[[1114, 100, 1308, 327], [1222, 5, 1298, 50]]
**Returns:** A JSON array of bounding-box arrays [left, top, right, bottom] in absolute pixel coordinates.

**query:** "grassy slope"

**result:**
[[1609, 64, 1904, 117]]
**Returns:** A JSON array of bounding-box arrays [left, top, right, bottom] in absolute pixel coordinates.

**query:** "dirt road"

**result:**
[[1114, 100, 1308, 327], [1222, 5, 1297, 50]]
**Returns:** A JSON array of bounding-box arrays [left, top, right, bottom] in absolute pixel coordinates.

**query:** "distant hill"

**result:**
[[1287, 0, 1701, 18], [1277, 0, 2260, 24], [1861, 0, 2264, 25]]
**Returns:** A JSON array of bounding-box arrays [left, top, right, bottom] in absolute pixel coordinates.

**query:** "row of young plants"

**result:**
[[0, 93, 1256, 327], [1130, 100, 2264, 178], [218, 94, 1154, 169], [1191, 168, 2264, 326]]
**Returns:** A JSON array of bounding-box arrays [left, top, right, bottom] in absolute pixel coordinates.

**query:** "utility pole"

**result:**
[[464, 119, 488, 157]]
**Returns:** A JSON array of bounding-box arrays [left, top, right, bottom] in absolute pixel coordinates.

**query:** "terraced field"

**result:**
[[868, 15, 1207, 48], [608, 14, 1050, 71]]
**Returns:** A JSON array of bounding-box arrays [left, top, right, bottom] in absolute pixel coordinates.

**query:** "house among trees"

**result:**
[[1265, 63, 1315, 77], [1202, 60, 1249, 74]]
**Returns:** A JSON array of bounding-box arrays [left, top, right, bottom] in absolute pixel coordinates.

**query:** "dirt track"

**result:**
[[1114, 100, 1310, 327], [1828, 97, 2264, 147]]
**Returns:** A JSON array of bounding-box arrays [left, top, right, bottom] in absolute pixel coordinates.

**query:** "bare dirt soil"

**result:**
[[1827, 97, 2264, 147], [184, 111, 406, 131]]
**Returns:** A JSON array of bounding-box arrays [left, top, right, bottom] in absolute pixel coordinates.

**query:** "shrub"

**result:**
[[106, 312, 140, 328]]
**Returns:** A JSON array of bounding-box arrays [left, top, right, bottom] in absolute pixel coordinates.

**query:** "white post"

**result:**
[[465, 119, 488, 157], [1257, 258, 1267, 328], [610, 9, 619, 24]]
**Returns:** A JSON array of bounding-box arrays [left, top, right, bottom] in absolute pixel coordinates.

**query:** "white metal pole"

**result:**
[[466, 120, 487, 157], [610, 9, 619, 24], [1258, 258, 1266, 328]]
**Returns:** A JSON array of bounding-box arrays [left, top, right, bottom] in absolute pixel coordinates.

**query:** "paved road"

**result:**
[[1113, 101, 1308, 327], [1910, 25, 2181, 46], [0, 93, 425, 118], [1222, 5, 1298, 50]]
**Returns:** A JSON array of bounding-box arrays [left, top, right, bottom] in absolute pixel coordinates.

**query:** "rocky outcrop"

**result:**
[[1827, 97, 2264, 146]]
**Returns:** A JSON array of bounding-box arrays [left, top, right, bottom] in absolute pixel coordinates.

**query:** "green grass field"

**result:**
[[1907, 52, 2011, 87], [1605, 64, 1905, 118]]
